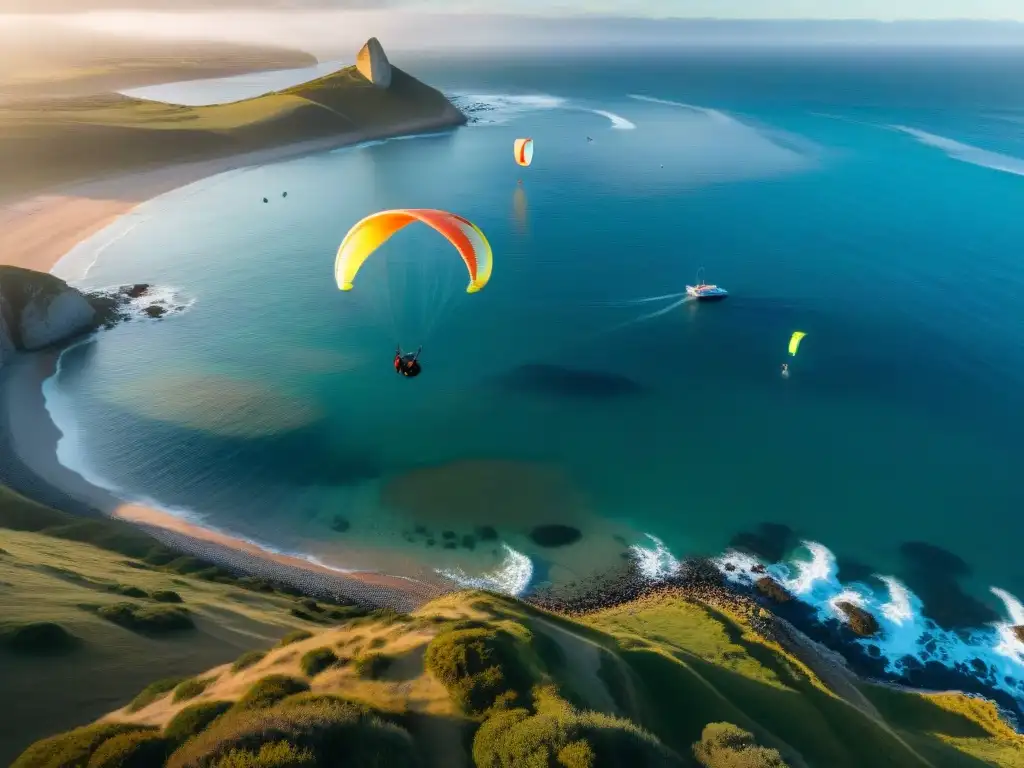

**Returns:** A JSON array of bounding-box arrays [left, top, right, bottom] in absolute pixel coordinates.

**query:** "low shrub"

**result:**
[[692, 723, 790, 768], [152, 590, 184, 603], [165, 701, 234, 744], [174, 676, 216, 703], [277, 630, 313, 648], [127, 677, 188, 713], [166, 699, 419, 768], [353, 652, 392, 680], [473, 692, 686, 768], [299, 647, 338, 678], [233, 675, 310, 712], [232, 650, 267, 674], [11, 723, 155, 768], [96, 602, 194, 634], [86, 730, 170, 768], [211, 741, 315, 767], [424, 625, 534, 716], [0, 621, 79, 654]]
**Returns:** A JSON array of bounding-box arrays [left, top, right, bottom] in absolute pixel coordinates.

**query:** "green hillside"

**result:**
[[0, 63, 464, 196], [3, 485, 1022, 767]]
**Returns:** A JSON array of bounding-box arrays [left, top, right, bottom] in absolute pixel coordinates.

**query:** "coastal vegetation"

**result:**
[[6, 505, 1023, 768], [0, 37, 465, 196]]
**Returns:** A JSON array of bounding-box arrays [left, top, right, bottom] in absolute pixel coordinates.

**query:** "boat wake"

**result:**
[[448, 92, 635, 129]]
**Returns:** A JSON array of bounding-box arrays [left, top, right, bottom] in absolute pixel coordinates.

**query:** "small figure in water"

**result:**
[[781, 363, 790, 379], [394, 346, 423, 378], [262, 197, 268, 203], [282, 191, 288, 198]]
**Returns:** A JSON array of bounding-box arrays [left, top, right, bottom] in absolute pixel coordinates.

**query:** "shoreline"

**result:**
[[0, 116, 462, 272], [0, 120, 466, 610]]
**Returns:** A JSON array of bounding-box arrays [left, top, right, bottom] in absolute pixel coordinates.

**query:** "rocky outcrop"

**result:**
[[836, 601, 881, 637], [0, 266, 96, 367], [355, 37, 392, 88], [1013, 625, 1024, 643], [755, 576, 793, 603]]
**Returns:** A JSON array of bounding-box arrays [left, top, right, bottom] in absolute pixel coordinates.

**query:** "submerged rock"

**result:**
[[331, 516, 350, 533], [529, 524, 582, 549], [755, 577, 793, 603], [493, 364, 644, 399], [835, 601, 881, 637], [144, 305, 166, 318], [476, 525, 498, 541], [0, 266, 96, 366]]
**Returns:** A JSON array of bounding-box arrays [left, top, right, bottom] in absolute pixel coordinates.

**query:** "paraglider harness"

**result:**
[[394, 346, 422, 377]]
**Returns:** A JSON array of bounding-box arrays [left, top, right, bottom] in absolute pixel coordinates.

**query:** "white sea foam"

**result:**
[[632, 534, 1024, 710], [891, 125, 1024, 178], [436, 543, 534, 597], [447, 92, 634, 130]]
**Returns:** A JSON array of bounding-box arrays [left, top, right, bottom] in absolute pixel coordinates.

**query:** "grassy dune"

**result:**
[[6, 525, 1022, 768], [0, 60, 463, 196]]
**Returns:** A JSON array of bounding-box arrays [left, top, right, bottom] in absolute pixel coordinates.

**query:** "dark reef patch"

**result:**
[[898, 540, 999, 629], [728, 522, 795, 563], [491, 364, 644, 399], [835, 558, 876, 584], [529, 524, 582, 549]]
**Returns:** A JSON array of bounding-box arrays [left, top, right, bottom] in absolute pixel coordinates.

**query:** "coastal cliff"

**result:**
[[0, 267, 95, 366], [0, 38, 466, 197]]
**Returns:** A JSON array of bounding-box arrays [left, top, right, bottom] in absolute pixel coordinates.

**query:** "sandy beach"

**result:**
[[0, 125, 461, 611]]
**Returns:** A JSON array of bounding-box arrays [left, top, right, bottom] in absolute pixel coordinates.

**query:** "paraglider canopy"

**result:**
[[788, 331, 807, 357], [514, 138, 534, 167], [335, 208, 493, 295]]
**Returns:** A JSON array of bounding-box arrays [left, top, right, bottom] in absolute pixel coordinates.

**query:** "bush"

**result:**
[[175, 676, 216, 703], [11, 723, 156, 768], [473, 693, 685, 768], [424, 625, 534, 716], [326, 606, 367, 622], [166, 699, 420, 768], [233, 675, 310, 712], [152, 590, 184, 603], [232, 651, 267, 674], [127, 677, 188, 713], [299, 647, 338, 678], [692, 723, 790, 768], [353, 652, 392, 680], [165, 701, 234, 744], [96, 602, 194, 634], [277, 630, 313, 648], [0, 621, 79, 654], [86, 730, 170, 768], [211, 741, 315, 767]]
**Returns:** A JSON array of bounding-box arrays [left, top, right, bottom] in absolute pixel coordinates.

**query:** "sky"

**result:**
[[2, 0, 1024, 19], [436, 1, 1024, 20]]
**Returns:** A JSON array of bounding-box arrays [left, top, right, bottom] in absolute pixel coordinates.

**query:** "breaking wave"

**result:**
[[436, 543, 534, 597]]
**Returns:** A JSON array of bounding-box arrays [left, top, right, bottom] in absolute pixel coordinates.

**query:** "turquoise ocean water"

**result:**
[[49, 49, 1024, 704]]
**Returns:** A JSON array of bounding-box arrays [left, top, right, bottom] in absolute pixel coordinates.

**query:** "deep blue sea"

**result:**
[[49, 48, 1024, 705]]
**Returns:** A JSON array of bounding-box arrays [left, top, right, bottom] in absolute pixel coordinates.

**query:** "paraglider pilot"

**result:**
[[394, 346, 422, 377]]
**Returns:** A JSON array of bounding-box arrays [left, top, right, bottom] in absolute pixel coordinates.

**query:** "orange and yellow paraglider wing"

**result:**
[[335, 208, 492, 294], [513, 138, 533, 167], [335, 210, 415, 291]]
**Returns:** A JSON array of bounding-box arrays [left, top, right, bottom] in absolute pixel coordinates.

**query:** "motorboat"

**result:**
[[685, 268, 728, 301]]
